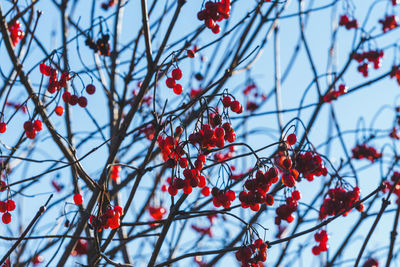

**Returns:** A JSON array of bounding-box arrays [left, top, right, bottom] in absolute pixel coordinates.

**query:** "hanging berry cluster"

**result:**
[[339, 15, 358, 29], [8, 20, 24, 46], [197, 0, 231, 34], [378, 15, 398, 33], [382, 171, 400, 203], [211, 187, 235, 208], [62, 91, 88, 108], [239, 169, 278, 211], [351, 144, 382, 162], [89, 205, 123, 231], [23, 120, 43, 139], [0, 199, 15, 224], [222, 96, 243, 114], [323, 84, 347, 103], [242, 83, 267, 112], [312, 230, 329, 255], [352, 50, 384, 77], [157, 134, 185, 166], [167, 162, 207, 195], [40, 63, 71, 94], [165, 68, 183, 95], [294, 151, 328, 181], [275, 190, 301, 225], [235, 239, 268, 267], [85, 35, 110, 56], [319, 186, 362, 220]]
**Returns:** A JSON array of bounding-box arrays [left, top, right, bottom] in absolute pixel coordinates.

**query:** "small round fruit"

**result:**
[[2, 212, 11, 224], [86, 84, 96, 95], [55, 106, 64, 116], [6, 200, 15, 211], [173, 84, 183, 95], [78, 96, 88, 108], [171, 68, 182, 80], [73, 193, 83, 205], [287, 133, 297, 146], [0, 122, 6, 133]]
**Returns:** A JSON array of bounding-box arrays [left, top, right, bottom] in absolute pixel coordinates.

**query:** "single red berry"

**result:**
[[312, 246, 321, 255], [212, 24, 221, 34], [0, 201, 6, 213], [287, 133, 297, 146], [2, 212, 11, 224], [6, 200, 15, 211], [222, 96, 231, 107], [0, 122, 6, 133], [166, 78, 176, 88], [62, 92, 71, 103], [39, 63, 51, 76], [292, 190, 301, 201], [171, 68, 182, 80], [173, 84, 183, 95], [78, 96, 88, 108], [73, 193, 83, 205], [33, 120, 43, 131], [187, 49, 196, 58], [23, 121, 34, 132], [55, 106, 64, 116], [201, 186, 210, 196], [114, 206, 124, 216], [26, 130, 36, 139], [86, 84, 96, 94], [230, 100, 240, 113], [69, 95, 79, 105]]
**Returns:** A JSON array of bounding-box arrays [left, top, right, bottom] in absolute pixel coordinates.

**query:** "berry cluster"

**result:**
[[319, 186, 361, 220], [71, 239, 88, 256], [312, 230, 329, 255], [157, 134, 184, 164], [101, 0, 116, 10], [242, 83, 267, 112], [222, 96, 243, 114], [235, 239, 267, 267], [363, 258, 379, 267], [294, 151, 328, 181], [8, 20, 24, 46], [62, 91, 88, 108], [211, 187, 235, 208], [85, 35, 110, 56], [379, 15, 398, 33], [382, 171, 400, 202], [339, 15, 358, 29], [197, 0, 231, 34], [323, 84, 347, 103], [165, 68, 183, 95], [353, 50, 384, 77], [352, 144, 382, 162], [0, 199, 15, 224], [23, 120, 43, 139], [239, 169, 278, 211], [5, 101, 27, 114], [110, 165, 121, 182], [168, 165, 207, 196], [139, 124, 155, 140], [275, 191, 301, 225], [189, 122, 237, 149], [275, 156, 299, 187], [40, 63, 71, 94], [89, 205, 123, 231], [213, 145, 235, 161]]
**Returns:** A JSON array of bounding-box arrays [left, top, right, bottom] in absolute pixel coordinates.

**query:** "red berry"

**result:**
[[166, 78, 176, 88], [24, 121, 33, 131], [222, 96, 231, 107], [114, 205, 124, 216], [62, 92, 71, 103], [69, 95, 79, 105], [39, 63, 51, 76], [2, 212, 11, 224], [0, 201, 6, 213], [6, 200, 15, 211], [230, 100, 240, 113], [312, 246, 321, 255], [55, 106, 64, 116], [201, 186, 210, 196], [212, 24, 221, 34], [78, 96, 88, 108], [171, 68, 182, 80], [33, 120, 43, 131], [287, 133, 297, 146], [73, 194, 83, 205], [26, 130, 36, 139], [187, 49, 196, 58], [0, 122, 6, 133], [292, 190, 301, 201], [173, 84, 183, 95], [86, 84, 96, 94]]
